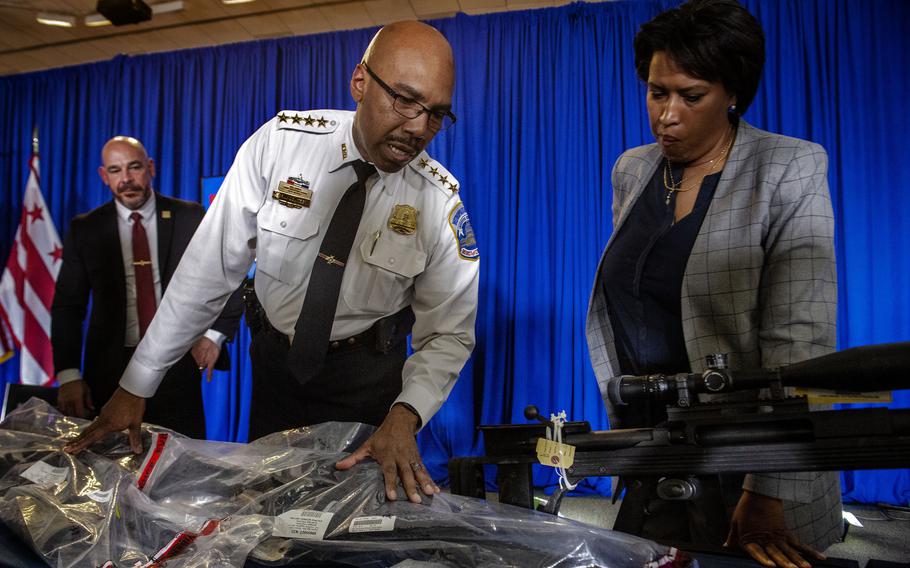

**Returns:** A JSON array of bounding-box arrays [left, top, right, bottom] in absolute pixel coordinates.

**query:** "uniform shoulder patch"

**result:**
[[274, 110, 340, 134], [410, 153, 460, 195], [447, 202, 479, 261]]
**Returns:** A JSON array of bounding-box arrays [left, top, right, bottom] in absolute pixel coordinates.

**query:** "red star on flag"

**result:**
[[27, 205, 44, 223], [49, 244, 63, 263]]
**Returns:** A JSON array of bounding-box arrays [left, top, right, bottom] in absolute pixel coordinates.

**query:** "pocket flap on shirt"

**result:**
[[359, 234, 426, 278], [259, 206, 321, 241]]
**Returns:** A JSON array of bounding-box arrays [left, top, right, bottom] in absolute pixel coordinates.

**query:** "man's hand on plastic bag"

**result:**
[[725, 490, 826, 568], [335, 403, 440, 503], [63, 387, 146, 454]]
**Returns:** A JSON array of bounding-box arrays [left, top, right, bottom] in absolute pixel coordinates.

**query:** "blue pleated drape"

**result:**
[[1, 0, 907, 505]]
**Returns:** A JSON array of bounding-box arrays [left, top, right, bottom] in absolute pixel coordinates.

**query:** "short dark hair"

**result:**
[[633, 0, 765, 117]]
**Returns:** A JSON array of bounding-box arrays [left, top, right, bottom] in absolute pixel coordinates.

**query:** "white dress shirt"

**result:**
[[120, 110, 480, 428]]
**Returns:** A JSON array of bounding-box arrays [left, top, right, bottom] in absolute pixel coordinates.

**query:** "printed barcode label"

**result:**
[[20, 461, 68, 486], [349, 515, 396, 533], [273, 509, 334, 540]]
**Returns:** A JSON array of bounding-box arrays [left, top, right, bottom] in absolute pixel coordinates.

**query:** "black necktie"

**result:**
[[286, 159, 376, 384]]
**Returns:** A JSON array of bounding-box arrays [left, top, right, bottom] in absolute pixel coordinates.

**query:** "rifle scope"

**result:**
[[606, 342, 910, 406]]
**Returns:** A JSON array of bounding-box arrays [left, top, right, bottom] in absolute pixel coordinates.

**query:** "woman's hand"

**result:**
[[725, 490, 827, 568]]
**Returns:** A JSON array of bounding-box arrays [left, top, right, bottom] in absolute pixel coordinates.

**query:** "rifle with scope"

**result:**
[[448, 342, 910, 514]]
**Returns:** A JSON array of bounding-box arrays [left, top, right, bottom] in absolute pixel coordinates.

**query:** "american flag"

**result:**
[[0, 154, 63, 385]]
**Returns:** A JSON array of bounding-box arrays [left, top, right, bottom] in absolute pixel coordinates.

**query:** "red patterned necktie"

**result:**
[[130, 212, 156, 338]]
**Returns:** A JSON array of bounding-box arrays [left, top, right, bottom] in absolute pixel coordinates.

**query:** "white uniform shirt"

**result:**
[[120, 110, 480, 427]]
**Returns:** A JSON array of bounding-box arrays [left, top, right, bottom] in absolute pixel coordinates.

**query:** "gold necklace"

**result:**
[[663, 129, 734, 205]]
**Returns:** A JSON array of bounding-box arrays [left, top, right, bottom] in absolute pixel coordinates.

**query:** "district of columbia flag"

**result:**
[[0, 154, 63, 385]]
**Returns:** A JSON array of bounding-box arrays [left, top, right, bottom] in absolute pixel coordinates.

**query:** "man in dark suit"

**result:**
[[51, 135, 241, 439]]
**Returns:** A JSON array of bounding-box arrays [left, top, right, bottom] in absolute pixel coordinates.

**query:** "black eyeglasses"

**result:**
[[361, 62, 457, 131]]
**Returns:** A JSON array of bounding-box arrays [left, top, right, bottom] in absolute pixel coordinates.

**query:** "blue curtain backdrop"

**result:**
[[1, 0, 907, 505]]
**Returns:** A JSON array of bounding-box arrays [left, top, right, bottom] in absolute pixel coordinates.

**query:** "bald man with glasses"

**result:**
[[67, 21, 479, 507]]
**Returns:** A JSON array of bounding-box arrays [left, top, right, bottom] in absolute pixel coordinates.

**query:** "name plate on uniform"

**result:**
[[273, 180, 313, 208]]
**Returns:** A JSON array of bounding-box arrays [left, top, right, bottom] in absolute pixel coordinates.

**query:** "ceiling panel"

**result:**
[[193, 19, 256, 45], [155, 25, 218, 50], [63, 42, 110, 63], [0, 0, 600, 76], [11, 48, 58, 69], [182, 1, 231, 19], [458, 0, 507, 12], [317, 2, 377, 31], [119, 29, 179, 54], [410, 0, 460, 19], [362, 0, 417, 25], [86, 36, 134, 58], [0, 59, 15, 76], [1, 51, 53, 75], [276, 6, 333, 36], [235, 12, 293, 38], [506, 0, 561, 9], [263, 0, 318, 8]]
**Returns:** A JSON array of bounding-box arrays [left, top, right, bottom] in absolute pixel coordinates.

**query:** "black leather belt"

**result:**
[[328, 325, 378, 352], [260, 307, 414, 355]]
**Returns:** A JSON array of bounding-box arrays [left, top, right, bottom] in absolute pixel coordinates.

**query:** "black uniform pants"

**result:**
[[248, 325, 406, 441]]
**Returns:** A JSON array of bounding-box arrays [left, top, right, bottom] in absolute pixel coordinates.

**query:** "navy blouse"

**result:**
[[599, 161, 721, 424]]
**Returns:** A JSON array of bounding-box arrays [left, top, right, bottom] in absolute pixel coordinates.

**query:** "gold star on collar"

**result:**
[[449, 183, 459, 193], [418, 158, 429, 169], [438, 174, 449, 185], [291, 114, 302, 124], [317, 116, 328, 128], [277, 113, 289, 123], [303, 115, 315, 126], [429, 167, 439, 178]]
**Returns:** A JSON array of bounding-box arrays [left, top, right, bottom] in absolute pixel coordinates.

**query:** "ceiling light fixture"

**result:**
[[84, 13, 112, 26], [151, 1, 185, 15], [36, 12, 76, 27], [222, 0, 257, 5]]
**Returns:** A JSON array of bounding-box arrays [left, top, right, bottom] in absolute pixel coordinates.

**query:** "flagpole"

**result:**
[[32, 125, 38, 155]]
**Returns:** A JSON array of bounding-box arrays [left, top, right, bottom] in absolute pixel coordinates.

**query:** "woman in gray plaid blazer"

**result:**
[[586, 1, 841, 566]]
